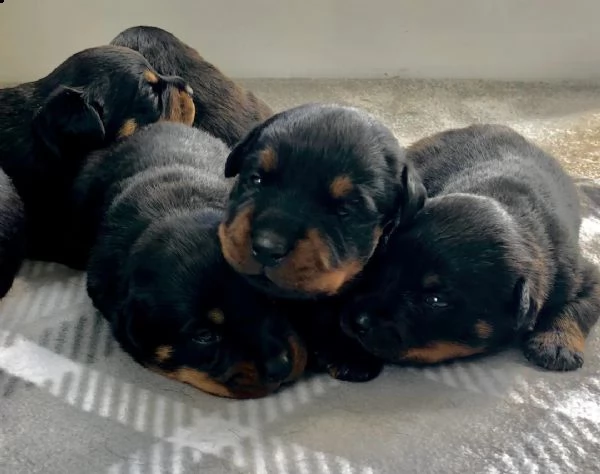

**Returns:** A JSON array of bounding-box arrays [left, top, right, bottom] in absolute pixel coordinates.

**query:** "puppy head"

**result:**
[[118, 215, 306, 399], [219, 104, 425, 299], [32, 45, 194, 159], [341, 193, 546, 364]]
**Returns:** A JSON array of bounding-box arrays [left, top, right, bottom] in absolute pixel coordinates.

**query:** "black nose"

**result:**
[[264, 353, 292, 383], [353, 313, 373, 335], [252, 229, 291, 266]]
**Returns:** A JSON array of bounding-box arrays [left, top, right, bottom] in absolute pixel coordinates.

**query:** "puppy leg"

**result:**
[[316, 334, 384, 382], [524, 261, 600, 371], [0, 172, 26, 298]]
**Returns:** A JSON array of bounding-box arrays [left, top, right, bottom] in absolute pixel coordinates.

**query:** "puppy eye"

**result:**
[[192, 328, 221, 345], [424, 295, 449, 309], [249, 172, 262, 186]]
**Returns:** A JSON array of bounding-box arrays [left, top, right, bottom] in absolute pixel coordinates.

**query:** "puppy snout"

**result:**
[[251, 229, 292, 266], [264, 353, 292, 383]]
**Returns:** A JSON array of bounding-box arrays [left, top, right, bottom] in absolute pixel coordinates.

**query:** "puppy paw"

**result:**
[[523, 331, 584, 371], [324, 356, 383, 382]]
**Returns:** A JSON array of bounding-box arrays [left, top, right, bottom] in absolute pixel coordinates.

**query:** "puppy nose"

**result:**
[[264, 353, 292, 383], [353, 313, 373, 335], [252, 229, 291, 266]]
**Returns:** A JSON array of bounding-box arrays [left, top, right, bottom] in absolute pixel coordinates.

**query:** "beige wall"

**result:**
[[1, 0, 599, 83]]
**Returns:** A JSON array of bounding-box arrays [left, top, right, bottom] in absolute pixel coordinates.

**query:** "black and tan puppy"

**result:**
[[111, 26, 273, 146], [219, 103, 425, 381], [72, 122, 306, 398], [342, 124, 600, 371], [0, 45, 195, 283]]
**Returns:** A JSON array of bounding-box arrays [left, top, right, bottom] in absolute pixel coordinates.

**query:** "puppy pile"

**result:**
[[0, 26, 597, 399]]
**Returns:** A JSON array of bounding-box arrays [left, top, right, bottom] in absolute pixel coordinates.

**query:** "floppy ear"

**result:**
[[513, 277, 538, 331], [381, 139, 426, 234], [31, 86, 105, 159], [224, 121, 267, 178], [398, 164, 427, 225]]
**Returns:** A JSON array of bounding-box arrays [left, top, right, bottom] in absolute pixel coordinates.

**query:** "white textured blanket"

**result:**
[[1, 78, 599, 474]]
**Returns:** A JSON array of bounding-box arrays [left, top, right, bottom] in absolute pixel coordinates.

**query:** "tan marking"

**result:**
[[218, 206, 262, 275], [330, 175, 354, 199], [162, 88, 195, 126], [118, 118, 137, 138], [422, 273, 441, 289], [258, 147, 277, 172], [286, 335, 308, 381], [267, 228, 363, 295], [207, 308, 225, 325], [400, 341, 486, 364], [219, 212, 367, 296], [156, 367, 235, 398], [152, 364, 271, 399], [144, 69, 159, 84], [155, 345, 173, 363], [474, 320, 494, 339], [149, 337, 306, 399]]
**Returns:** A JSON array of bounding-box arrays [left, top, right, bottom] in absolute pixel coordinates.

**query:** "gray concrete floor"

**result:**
[[242, 78, 600, 178]]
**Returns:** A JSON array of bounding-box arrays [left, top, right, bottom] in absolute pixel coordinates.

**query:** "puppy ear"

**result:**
[[513, 278, 538, 331], [31, 86, 105, 159], [398, 164, 427, 225], [224, 122, 266, 178]]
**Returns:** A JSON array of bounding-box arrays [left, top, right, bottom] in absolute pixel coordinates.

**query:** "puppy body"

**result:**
[[343, 124, 599, 371], [220, 103, 425, 299], [0, 45, 194, 278], [219, 103, 426, 381], [73, 122, 306, 398], [111, 26, 273, 146]]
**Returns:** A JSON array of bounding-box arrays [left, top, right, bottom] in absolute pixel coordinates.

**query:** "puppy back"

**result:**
[[70, 122, 230, 262]]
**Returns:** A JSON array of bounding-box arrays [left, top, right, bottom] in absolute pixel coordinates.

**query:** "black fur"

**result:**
[[111, 26, 273, 146], [342, 124, 600, 371], [0, 45, 194, 293], [219, 103, 424, 381], [71, 122, 307, 398]]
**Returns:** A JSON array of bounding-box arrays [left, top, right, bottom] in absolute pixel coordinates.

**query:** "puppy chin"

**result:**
[[244, 273, 314, 300]]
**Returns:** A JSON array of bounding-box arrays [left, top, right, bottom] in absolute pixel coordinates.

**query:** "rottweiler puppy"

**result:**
[[341, 124, 600, 371], [0, 45, 195, 285], [110, 26, 273, 146], [218, 103, 426, 381], [72, 122, 307, 398]]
